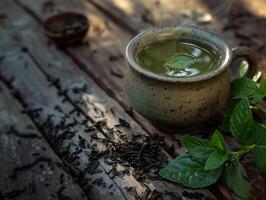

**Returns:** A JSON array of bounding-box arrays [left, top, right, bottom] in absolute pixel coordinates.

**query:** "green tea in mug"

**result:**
[[136, 38, 221, 77]]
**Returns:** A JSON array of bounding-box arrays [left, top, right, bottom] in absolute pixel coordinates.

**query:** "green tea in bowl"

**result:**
[[136, 38, 221, 77], [125, 26, 257, 130]]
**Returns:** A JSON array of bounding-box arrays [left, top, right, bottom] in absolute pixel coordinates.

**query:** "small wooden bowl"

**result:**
[[42, 12, 89, 46]]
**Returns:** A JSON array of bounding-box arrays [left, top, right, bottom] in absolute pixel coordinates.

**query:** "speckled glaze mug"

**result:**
[[125, 26, 257, 130]]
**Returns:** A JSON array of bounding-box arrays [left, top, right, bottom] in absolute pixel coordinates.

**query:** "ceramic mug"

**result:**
[[125, 26, 257, 130]]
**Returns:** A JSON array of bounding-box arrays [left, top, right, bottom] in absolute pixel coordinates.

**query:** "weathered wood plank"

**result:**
[[85, 1, 266, 199], [0, 0, 218, 199], [88, 0, 208, 32], [15, 0, 183, 156], [9, 0, 266, 198], [11, 0, 266, 199], [88, 0, 266, 75], [0, 82, 87, 200], [15, 1, 266, 200], [0, 33, 217, 199], [83, 1, 266, 199], [0, 12, 218, 198], [0, 39, 127, 200], [87, 0, 239, 52]]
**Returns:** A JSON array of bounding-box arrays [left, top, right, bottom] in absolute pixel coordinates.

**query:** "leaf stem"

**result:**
[[255, 144, 266, 149], [229, 144, 255, 160]]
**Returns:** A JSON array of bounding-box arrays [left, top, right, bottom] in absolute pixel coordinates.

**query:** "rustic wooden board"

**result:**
[[88, 0, 266, 75], [87, 0, 239, 47], [85, 0, 266, 199], [15, 0, 184, 156], [11, 0, 266, 199], [200, 0, 266, 76], [0, 81, 87, 200], [6, 0, 266, 199], [0, 32, 218, 200], [85, 0, 266, 198], [0, 3, 217, 199], [0, 40, 128, 200], [88, 0, 209, 32], [12, 0, 235, 157]]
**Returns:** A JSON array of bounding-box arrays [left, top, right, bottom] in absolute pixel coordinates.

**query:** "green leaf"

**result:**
[[230, 98, 253, 144], [230, 77, 258, 99], [182, 132, 228, 163], [247, 123, 266, 171], [218, 98, 241, 133], [160, 152, 222, 188], [223, 160, 250, 198], [189, 146, 215, 161], [182, 136, 209, 152], [253, 79, 266, 103], [259, 79, 266, 91], [204, 151, 228, 170], [182, 136, 215, 161], [203, 131, 228, 170], [230, 77, 266, 104], [164, 55, 195, 69], [209, 130, 228, 153]]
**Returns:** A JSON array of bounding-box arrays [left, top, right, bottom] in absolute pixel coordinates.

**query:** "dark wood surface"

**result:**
[[0, 0, 265, 199], [0, 81, 87, 200]]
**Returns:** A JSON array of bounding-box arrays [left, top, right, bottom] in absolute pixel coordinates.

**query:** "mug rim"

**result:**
[[125, 25, 232, 83]]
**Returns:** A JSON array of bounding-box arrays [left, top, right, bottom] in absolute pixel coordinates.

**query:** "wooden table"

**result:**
[[0, 0, 266, 199]]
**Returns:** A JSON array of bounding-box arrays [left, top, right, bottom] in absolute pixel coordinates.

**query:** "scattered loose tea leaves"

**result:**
[[105, 135, 167, 180]]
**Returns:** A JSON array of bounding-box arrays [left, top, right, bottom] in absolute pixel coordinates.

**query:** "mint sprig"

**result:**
[[223, 160, 250, 198], [159, 152, 222, 188], [164, 55, 195, 69], [230, 98, 253, 144], [231, 77, 266, 104], [220, 77, 266, 132], [160, 77, 266, 198], [247, 123, 266, 171]]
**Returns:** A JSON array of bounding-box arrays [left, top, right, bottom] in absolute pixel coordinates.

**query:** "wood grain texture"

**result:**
[[15, 0, 183, 156], [0, 1, 217, 198], [83, 1, 266, 199], [88, 0, 266, 76], [0, 81, 87, 200], [4, 0, 266, 199], [0, 32, 217, 200], [88, 0, 209, 32], [0, 39, 127, 200], [11, 0, 266, 199]]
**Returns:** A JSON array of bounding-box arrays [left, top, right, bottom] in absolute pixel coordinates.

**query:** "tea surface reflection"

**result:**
[[136, 38, 221, 78]]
